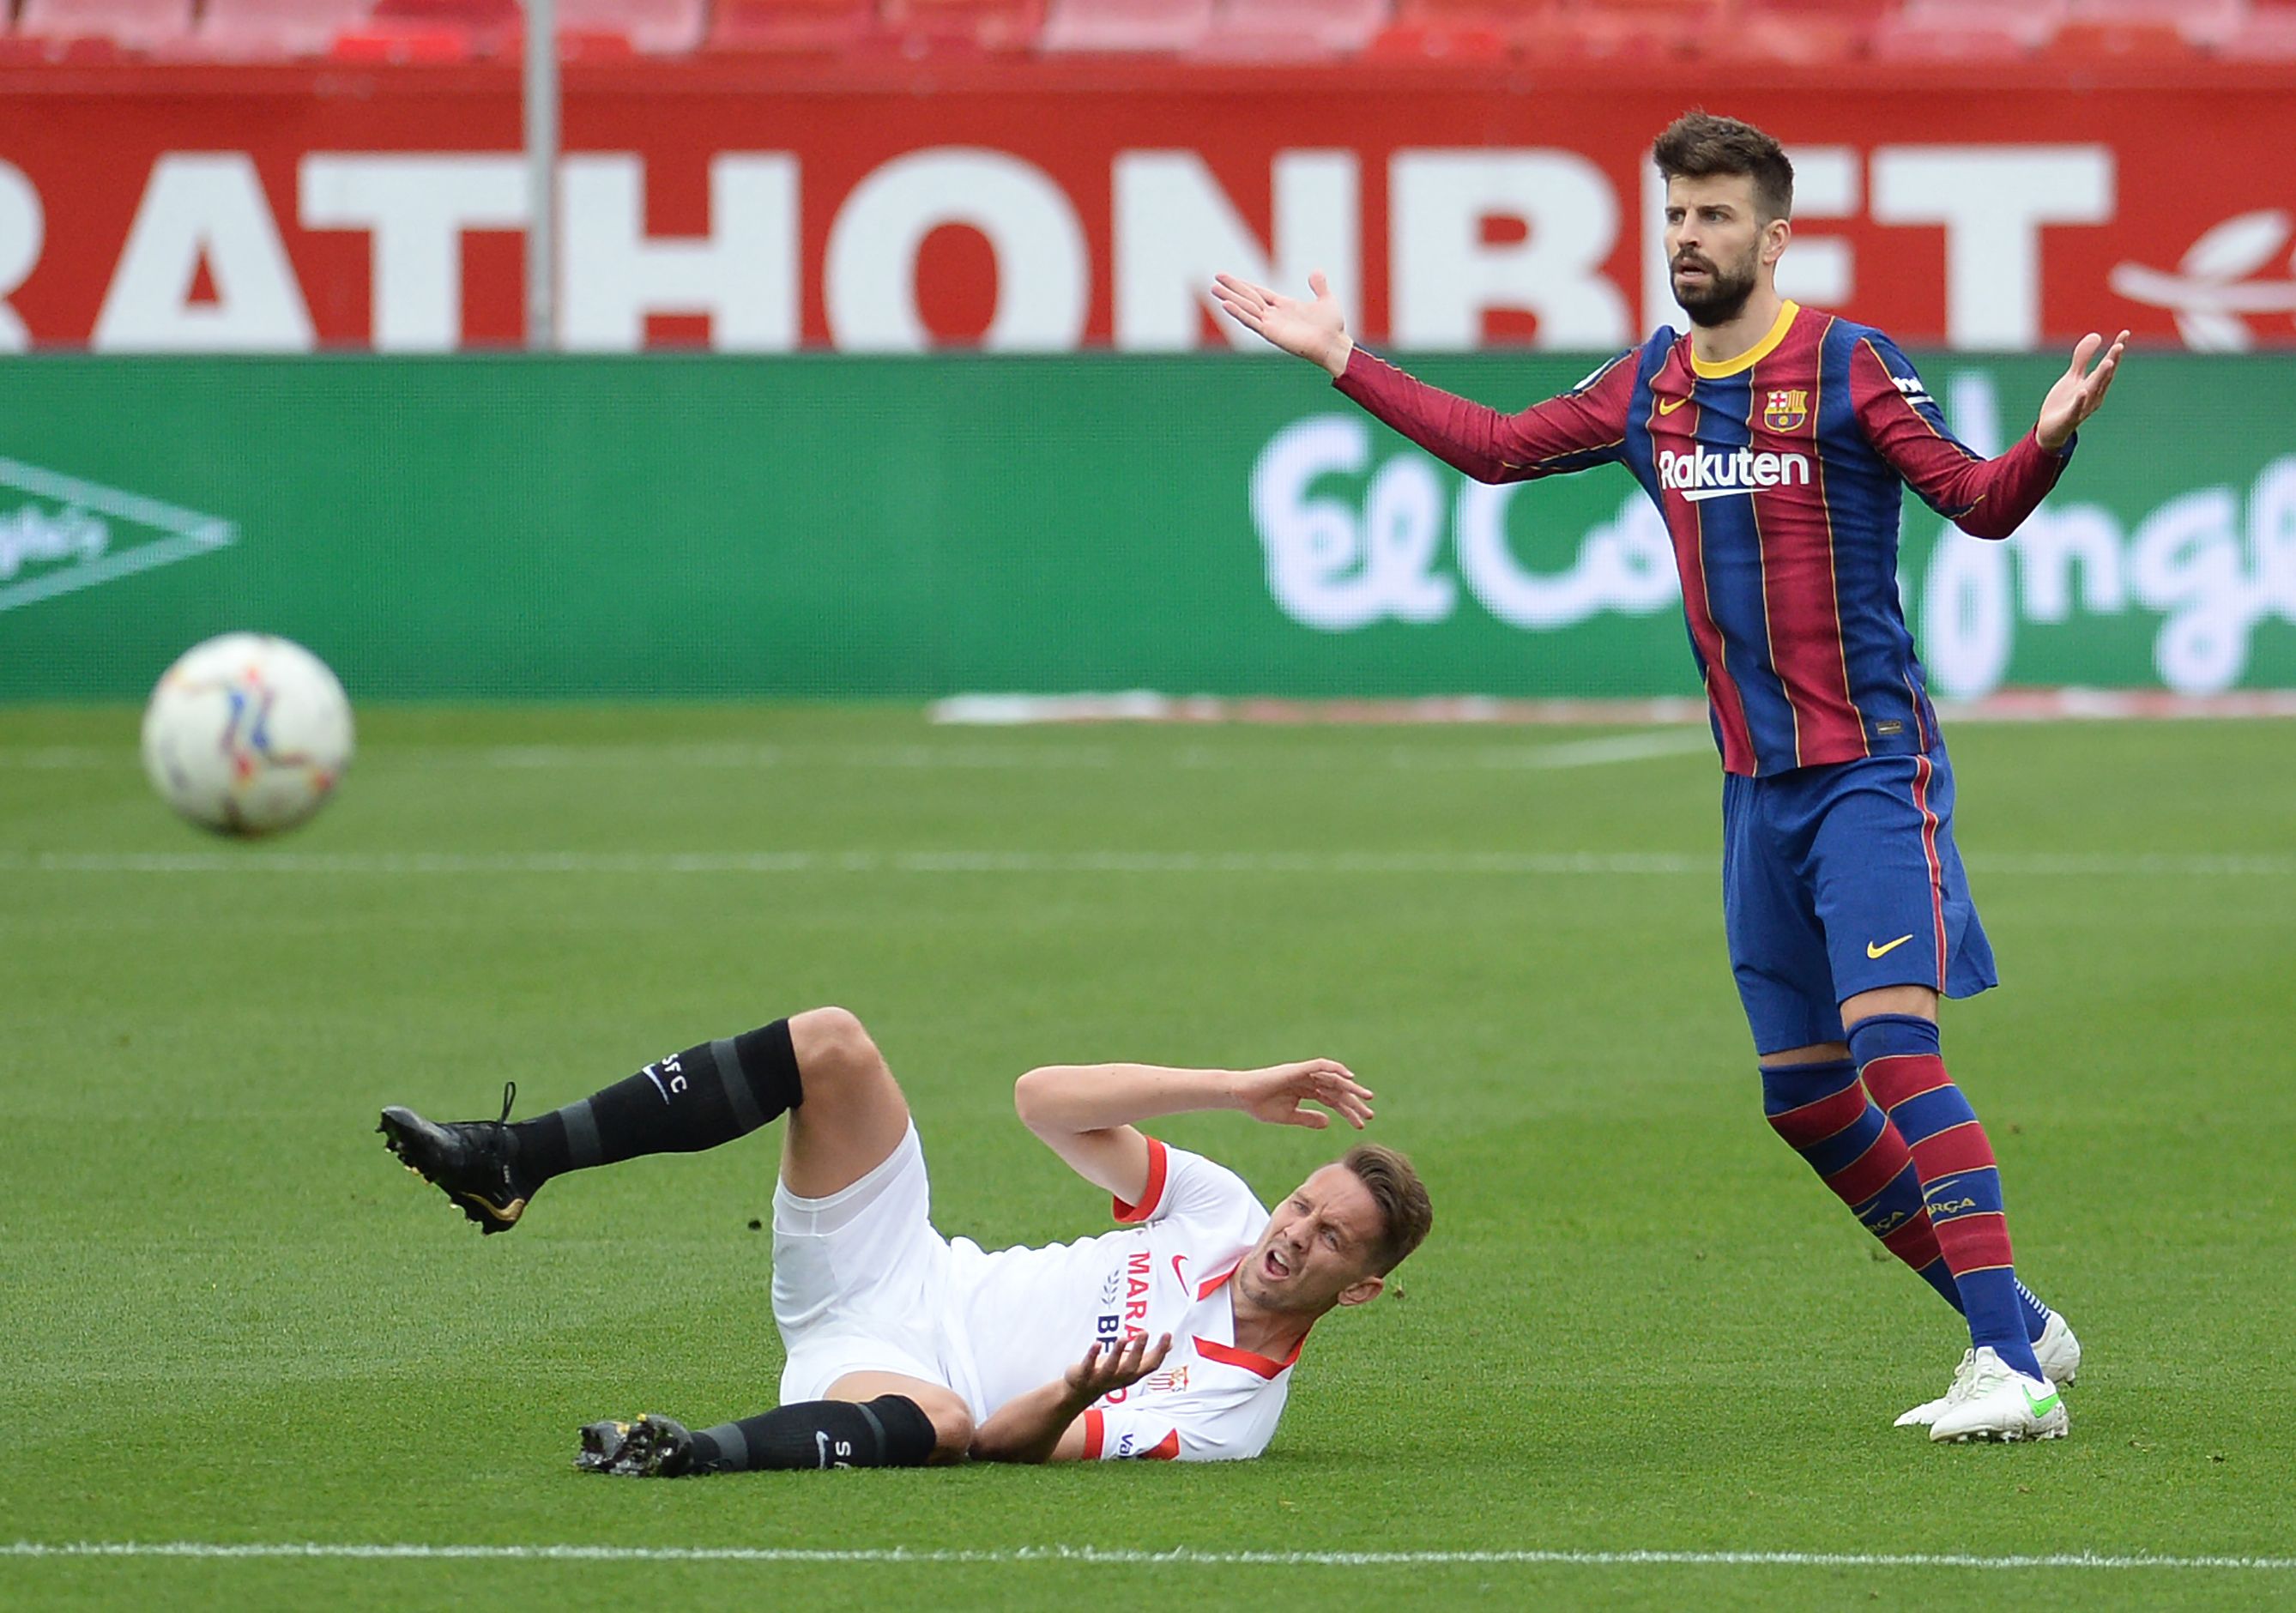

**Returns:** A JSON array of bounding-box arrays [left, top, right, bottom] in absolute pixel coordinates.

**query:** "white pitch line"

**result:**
[[0, 850, 1702, 877], [0, 735, 1709, 773], [0, 849, 2289, 878], [6, 1542, 2293, 1573]]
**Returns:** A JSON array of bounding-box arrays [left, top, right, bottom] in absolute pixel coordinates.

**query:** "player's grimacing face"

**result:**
[[1236, 1163, 1386, 1316], [1663, 173, 1776, 326]]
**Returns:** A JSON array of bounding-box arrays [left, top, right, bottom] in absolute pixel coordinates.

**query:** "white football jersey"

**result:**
[[944, 1139, 1303, 1462]]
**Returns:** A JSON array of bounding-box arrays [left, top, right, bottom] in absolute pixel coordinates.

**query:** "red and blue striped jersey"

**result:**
[[1333, 300, 2075, 776]]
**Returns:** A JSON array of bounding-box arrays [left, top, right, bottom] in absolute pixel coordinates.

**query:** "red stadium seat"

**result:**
[[196, 0, 373, 59], [1039, 0, 1217, 53], [0, 32, 124, 60], [1191, 0, 1393, 61], [16, 0, 191, 51], [2220, 4, 2296, 60], [1877, 0, 2064, 52], [329, 24, 483, 62], [2046, 17, 2196, 61], [708, 0, 881, 52], [1364, 17, 1511, 61], [556, 0, 710, 54], [1737, 0, 1888, 55], [1383, 0, 1551, 57], [1534, 0, 1722, 60], [1868, 16, 2035, 59], [2066, 0, 2242, 42], [881, 0, 1048, 54], [371, 0, 520, 27]]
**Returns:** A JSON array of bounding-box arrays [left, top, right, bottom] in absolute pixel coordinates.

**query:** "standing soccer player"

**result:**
[[1216, 111, 2126, 1443]]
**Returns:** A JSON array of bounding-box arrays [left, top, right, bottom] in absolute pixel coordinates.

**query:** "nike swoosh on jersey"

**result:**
[[1866, 933, 1915, 958], [1171, 1254, 1187, 1287], [1658, 396, 1691, 415]]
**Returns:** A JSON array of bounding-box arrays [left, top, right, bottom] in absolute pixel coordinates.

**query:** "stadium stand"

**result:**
[[1189, 0, 1394, 61], [368, 0, 521, 27], [1728, 0, 1888, 63], [707, 0, 883, 52], [329, 0, 516, 58], [1869, 0, 2063, 57], [881, 0, 1047, 53], [4, 0, 2294, 64], [1038, 0, 1220, 54], [2223, 0, 2296, 56], [196, 0, 373, 57], [15, 0, 191, 50], [1364, 10, 1511, 62], [2069, 0, 2242, 35], [558, 0, 709, 51]]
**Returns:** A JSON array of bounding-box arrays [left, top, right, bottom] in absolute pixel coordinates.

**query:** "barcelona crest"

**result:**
[[1763, 389, 1810, 432]]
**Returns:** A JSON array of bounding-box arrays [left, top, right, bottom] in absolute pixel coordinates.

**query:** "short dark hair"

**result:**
[[1653, 111, 1794, 223], [1342, 1143, 1433, 1274]]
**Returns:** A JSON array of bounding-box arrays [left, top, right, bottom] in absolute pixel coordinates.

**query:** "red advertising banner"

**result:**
[[2, 63, 2292, 353]]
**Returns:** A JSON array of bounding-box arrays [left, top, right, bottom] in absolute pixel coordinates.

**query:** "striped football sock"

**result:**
[[1760, 1058, 1962, 1311], [1850, 1013, 2046, 1379], [510, 1020, 803, 1187]]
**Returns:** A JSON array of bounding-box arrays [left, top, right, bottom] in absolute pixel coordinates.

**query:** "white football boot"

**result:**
[[1927, 1347, 2069, 1443], [2033, 1310, 2082, 1388], [1895, 1312, 2081, 1429]]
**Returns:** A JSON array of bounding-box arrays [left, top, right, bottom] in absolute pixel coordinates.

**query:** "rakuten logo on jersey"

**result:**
[[1657, 446, 1812, 503]]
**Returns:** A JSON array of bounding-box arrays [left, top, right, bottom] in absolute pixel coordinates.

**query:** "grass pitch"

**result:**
[[3, 705, 2293, 1610]]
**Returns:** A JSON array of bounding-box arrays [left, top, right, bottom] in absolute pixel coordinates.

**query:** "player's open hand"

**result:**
[[2035, 329, 2128, 450], [1211, 270, 1354, 379], [1066, 1332, 1173, 1404], [1233, 1058, 1376, 1131]]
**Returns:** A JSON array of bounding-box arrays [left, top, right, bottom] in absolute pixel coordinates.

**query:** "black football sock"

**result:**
[[686, 1396, 940, 1472], [509, 1020, 801, 1188]]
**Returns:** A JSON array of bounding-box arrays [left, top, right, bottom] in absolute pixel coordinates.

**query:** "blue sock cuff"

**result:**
[[1758, 1058, 1858, 1115], [1847, 1012, 1941, 1063]]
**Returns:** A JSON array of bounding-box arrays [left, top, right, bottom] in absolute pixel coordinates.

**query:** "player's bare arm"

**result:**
[[2035, 329, 2131, 450], [1014, 1057, 1375, 1201], [970, 1332, 1175, 1464], [1211, 269, 1353, 378]]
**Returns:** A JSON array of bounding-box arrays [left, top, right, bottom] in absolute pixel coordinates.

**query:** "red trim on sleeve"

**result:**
[[1142, 1429, 1181, 1461], [1193, 1333, 1304, 1380], [1083, 1408, 1105, 1460], [1111, 1137, 1169, 1224]]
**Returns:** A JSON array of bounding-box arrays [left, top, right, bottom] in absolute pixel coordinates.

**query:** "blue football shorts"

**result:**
[[1721, 749, 1997, 1055]]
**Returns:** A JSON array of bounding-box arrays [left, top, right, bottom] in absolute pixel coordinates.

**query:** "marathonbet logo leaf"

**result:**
[[0, 456, 235, 613]]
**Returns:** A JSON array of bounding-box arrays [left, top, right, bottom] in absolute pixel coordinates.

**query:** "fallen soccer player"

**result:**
[[379, 1006, 1432, 1471]]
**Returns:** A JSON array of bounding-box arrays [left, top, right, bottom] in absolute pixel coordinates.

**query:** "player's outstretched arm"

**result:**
[[1211, 269, 1354, 378], [1854, 329, 2126, 541], [2035, 329, 2130, 450], [1013, 1059, 1375, 1202], [970, 1332, 1174, 1464], [1216, 269, 1635, 485]]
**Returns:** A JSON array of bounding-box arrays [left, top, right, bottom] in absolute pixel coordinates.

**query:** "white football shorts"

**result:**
[[770, 1123, 966, 1406]]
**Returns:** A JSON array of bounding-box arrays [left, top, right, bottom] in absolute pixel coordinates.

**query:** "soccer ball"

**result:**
[[141, 632, 355, 837]]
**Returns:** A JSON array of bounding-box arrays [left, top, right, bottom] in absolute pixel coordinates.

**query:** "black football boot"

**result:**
[[576, 1415, 698, 1477], [378, 1081, 537, 1235]]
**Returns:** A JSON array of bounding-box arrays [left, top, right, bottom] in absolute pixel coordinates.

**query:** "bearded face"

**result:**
[[1662, 173, 1779, 329], [1671, 234, 1762, 327]]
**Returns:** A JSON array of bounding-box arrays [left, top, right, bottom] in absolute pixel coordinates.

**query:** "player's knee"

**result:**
[[789, 1006, 880, 1083], [896, 1391, 972, 1464]]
